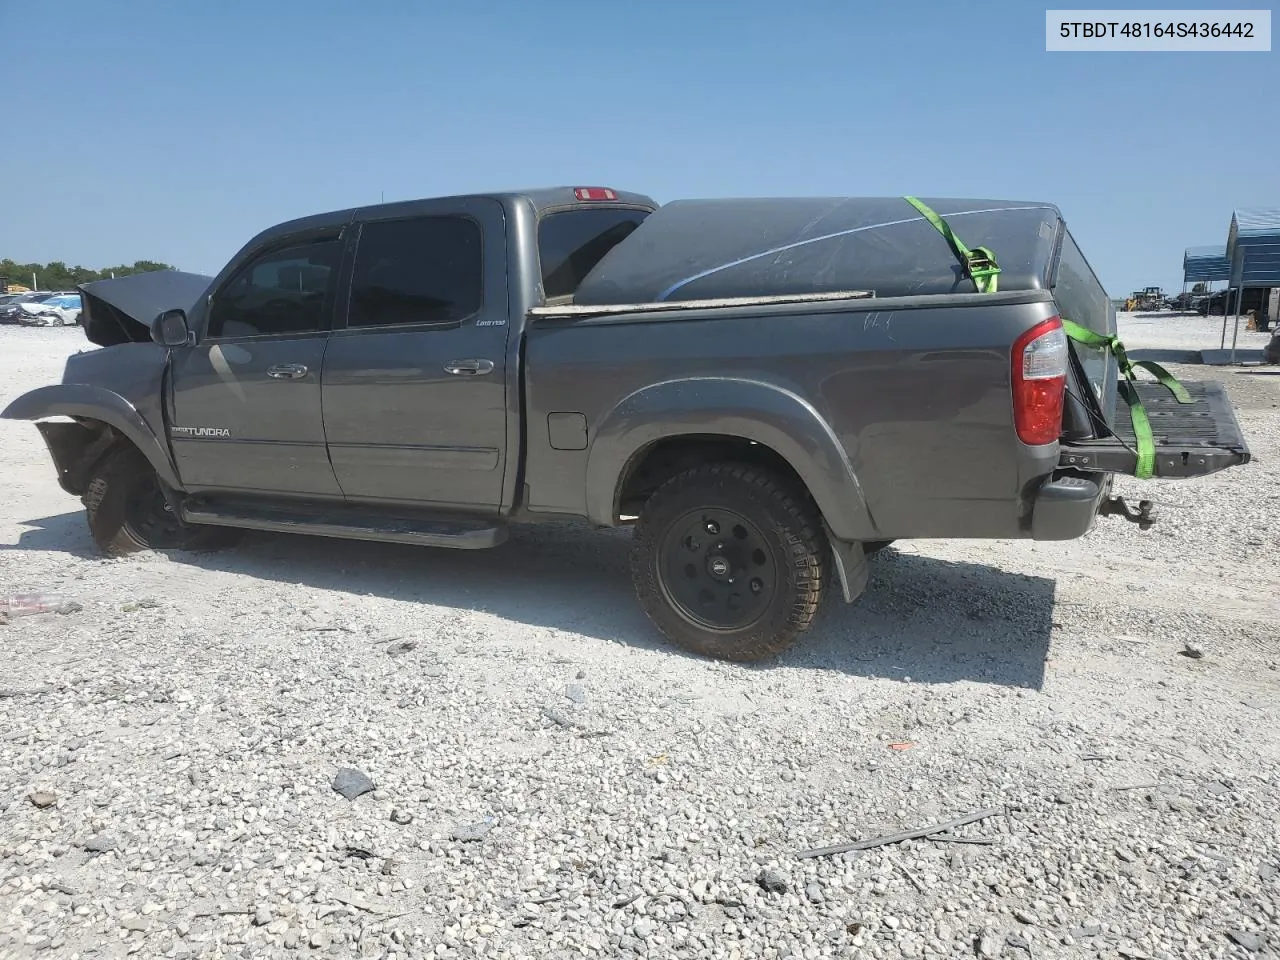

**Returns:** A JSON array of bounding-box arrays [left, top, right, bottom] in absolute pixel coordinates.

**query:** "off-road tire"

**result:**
[[629, 462, 827, 662], [84, 444, 238, 558]]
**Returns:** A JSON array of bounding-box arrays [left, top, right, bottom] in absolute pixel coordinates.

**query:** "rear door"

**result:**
[[168, 229, 347, 498], [320, 198, 510, 511]]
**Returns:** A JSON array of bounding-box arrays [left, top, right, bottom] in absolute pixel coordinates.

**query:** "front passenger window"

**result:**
[[208, 237, 343, 339]]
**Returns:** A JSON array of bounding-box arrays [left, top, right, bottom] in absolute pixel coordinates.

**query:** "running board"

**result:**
[[181, 500, 507, 549]]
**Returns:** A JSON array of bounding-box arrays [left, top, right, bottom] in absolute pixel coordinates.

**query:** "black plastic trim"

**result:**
[[1031, 473, 1102, 540]]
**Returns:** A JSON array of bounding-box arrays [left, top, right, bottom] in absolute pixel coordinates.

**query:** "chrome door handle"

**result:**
[[266, 363, 309, 380], [443, 359, 495, 376]]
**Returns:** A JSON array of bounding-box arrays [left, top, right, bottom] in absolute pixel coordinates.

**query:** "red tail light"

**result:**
[[573, 187, 618, 201], [1011, 315, 1068, 446]]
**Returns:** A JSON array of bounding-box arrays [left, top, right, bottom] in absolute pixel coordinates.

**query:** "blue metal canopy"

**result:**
[[1183, 245, 1232, 283], [1226, 207, 1280, 259], [1229, 242, 1280, 287]]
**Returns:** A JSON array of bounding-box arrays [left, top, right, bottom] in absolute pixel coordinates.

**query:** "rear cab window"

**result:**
[[537, 207, 650, 303], [1051, 229, 1117, 429]]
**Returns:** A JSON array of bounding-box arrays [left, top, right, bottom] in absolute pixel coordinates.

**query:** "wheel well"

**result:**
[[36, 418, 129, 497], [615, 435, 813, 520]]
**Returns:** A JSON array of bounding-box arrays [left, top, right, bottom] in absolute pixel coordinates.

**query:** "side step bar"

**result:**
[[181, 500, 508, 550]]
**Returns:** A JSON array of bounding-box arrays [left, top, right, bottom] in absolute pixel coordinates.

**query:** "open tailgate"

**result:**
[[1059, 380, 1250, 479]]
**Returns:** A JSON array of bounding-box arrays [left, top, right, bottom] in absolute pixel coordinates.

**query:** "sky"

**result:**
[[1, 0, 1276, 296]]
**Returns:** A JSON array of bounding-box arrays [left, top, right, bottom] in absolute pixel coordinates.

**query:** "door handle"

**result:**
[[266, 363, 309, 380], [443, 359, 495, 376]]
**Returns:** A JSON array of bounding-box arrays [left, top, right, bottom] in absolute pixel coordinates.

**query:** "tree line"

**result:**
[[1, 258, 176, 293]]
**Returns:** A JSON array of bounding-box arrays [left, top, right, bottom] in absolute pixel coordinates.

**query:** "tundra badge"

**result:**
[[171, 426, 231, 439]]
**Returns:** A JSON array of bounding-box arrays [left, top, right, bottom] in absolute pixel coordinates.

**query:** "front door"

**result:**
[[320, 201, 511, 511], [168, 230, 347, 498]]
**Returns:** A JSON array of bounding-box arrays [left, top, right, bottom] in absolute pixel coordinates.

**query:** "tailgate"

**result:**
[[1058, 380, 1250, 479]]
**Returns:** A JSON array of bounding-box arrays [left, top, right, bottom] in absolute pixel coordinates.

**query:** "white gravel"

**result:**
[[2, 318, 1278, 960], [1117, 309, 1273, 356]]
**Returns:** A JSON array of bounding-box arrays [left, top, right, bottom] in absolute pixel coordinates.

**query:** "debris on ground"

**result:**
[[0, 593, 80, 617], [451, 817, 496, 842], [796, 806, 1006, 858], [756, 867, 788, 894], [331, 768, 376, 800], [1227, 930, 1267, 953], [385, 639, 418, 656]]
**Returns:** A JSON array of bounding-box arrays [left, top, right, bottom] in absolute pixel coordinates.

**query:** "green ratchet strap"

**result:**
[[1060, 319, 1192, 480], [901, 194, 1191, 479], [903, 196, 1001, 293]]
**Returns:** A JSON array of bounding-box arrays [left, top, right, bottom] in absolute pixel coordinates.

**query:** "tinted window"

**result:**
[[348, 217, 482, 328], [538, 208, 650, 300], [208, 236, 342, 339], [1052, 231, 1111, 401]]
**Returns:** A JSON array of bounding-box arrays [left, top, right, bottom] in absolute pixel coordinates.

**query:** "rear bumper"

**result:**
[[1030, 471, 1107, 540]]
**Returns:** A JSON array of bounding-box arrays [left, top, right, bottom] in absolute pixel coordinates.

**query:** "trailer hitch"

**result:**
[[1099, 495, 1156, 530]]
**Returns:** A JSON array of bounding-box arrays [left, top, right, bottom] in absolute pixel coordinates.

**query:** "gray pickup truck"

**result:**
[[3, 188, 1251, 661]]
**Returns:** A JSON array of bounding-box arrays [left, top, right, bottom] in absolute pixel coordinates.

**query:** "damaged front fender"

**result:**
[[2, 385, 181, 494]]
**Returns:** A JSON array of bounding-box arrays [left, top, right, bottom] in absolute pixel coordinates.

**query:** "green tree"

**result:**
[[0, 257, 177, 292]]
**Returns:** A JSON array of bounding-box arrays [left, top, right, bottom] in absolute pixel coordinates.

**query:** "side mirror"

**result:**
[[151, 308, 190, 348]]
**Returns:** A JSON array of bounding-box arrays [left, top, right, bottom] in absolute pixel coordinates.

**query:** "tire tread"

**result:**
[[629, 462, 826, 662]]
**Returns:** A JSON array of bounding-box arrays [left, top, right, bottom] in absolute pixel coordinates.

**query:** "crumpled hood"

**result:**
[[78, 270, 213, 347]]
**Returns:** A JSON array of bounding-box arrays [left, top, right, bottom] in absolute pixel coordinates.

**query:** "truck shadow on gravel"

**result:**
[[9, 513, 1054, 689]]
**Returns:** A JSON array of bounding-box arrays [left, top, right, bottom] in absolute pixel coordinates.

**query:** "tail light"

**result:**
[[573, 187, 618, 201], [1011, 316, 1068, 446]]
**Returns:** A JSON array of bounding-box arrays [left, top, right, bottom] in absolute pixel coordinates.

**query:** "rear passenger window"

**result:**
[[538, 208, 650, 301], [348, 216, 482, 328]]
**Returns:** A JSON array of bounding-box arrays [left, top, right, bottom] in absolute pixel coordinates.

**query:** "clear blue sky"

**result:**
[[2, 0, 1276, 295]]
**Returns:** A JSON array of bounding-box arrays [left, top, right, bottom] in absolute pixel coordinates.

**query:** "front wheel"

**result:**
[[629, 463, 827, 662], [84, 445, 239, 557]]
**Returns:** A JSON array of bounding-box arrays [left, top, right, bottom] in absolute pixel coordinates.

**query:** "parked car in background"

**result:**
[[18, 293, 83, 326], [0, 292, 56, 324]]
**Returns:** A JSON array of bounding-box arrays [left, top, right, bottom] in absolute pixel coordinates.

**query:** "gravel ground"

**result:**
[[1, 317, 1277, 960], [1117, 310, 1273, 356]]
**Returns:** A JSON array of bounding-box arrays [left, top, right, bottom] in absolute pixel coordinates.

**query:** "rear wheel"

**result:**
[[629, 463, 826, 662], [84, 445, 239, 557]]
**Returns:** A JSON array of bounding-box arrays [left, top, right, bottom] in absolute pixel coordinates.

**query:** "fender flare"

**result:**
[[1, 384, 181, 490], [584, 377, 877, 541]]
